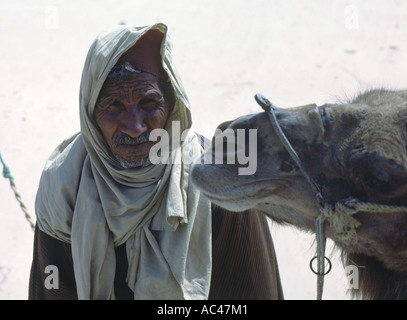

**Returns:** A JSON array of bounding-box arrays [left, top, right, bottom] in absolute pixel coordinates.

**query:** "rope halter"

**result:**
[[255, 93, 407, 299]]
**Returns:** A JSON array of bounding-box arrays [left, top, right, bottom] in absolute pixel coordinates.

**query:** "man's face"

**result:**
[[95, 71, 172, 168]]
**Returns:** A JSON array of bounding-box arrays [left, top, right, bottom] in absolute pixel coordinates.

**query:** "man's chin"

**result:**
[[115, 156, 152, 169]]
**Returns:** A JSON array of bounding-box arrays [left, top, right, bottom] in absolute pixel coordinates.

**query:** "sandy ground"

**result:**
[[0, 0, 406, 300]]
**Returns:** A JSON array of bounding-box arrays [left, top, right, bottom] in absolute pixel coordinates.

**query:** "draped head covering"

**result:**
[[35, 23, 212, 299]]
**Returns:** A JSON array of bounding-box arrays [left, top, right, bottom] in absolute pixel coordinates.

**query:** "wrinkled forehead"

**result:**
[[96, 28, 171, 101], [98, 70, 163, 97], [115, 29, 168, 81]]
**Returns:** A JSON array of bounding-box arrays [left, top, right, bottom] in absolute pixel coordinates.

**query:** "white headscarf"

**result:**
[[35, 23, 212, 299]]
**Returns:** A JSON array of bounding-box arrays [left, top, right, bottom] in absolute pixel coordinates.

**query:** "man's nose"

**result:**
[[119, 106, 147, 138]]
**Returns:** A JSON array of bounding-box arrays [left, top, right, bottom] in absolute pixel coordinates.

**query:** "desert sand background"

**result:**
[[0, 0, 406, 300]]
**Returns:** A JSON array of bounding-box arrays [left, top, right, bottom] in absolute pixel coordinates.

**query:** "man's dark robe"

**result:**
[[29, 205, 284, 300]]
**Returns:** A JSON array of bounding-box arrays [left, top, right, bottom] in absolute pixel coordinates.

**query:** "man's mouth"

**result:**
[[112, 132, 151, 148], [116, 141, 152, 147], [112, 141, 154, 158]]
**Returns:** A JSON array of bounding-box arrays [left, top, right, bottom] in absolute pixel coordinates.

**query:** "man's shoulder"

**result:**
[[39, 132, 88, 195], [44, 132, 86, 171], [35, 133, 87, 237]]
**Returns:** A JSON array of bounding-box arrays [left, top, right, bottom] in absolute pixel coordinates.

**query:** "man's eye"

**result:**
[[111, 100, 125, 108], [139, 98, 155, 105], [140, 98, 159, 112]]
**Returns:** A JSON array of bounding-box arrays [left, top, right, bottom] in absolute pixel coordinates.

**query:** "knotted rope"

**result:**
[[0, 152, 35, 231], [321, 198, 407, 245], [313, 197, 407, 299]]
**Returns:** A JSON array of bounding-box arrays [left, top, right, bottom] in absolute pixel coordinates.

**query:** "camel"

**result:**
[[191, 89, 407, 299]]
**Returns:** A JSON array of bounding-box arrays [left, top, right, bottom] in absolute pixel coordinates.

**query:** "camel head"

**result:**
[[191, 89, 407, 297]]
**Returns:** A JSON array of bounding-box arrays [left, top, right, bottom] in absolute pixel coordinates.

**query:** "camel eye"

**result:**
[[349, 152, 393, 191], [362, 171, 388, 189]]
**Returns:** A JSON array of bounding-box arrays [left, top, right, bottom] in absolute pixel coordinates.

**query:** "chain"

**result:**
[[0, 152, 35, 231]]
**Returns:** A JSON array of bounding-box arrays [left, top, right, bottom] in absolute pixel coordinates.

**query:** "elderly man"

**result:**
[[29, 23, 283, 300]]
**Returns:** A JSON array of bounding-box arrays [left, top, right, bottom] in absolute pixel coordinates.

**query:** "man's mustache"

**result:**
[[112, 132, 151, 148]]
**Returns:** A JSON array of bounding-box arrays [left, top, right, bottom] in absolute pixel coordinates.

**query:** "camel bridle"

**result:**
[[255, 93, 407, 300]]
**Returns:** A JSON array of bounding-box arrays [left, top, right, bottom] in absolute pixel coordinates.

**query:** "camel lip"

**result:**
[[199, 190, 265, 212], [191, 162, 290, 210], [191, 162, 286, 192], [238, 177, 289, 187], [199, 181, 288, 213], [197, 178, 284, 204]]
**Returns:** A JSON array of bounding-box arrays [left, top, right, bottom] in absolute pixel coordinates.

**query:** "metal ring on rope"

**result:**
[[255, 93, 330, 299], [309, 256, 332, 276]]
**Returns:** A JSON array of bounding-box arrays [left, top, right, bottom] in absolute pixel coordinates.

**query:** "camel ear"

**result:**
[[308, 105, 329, 140], [307, 108, 324, 139]]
